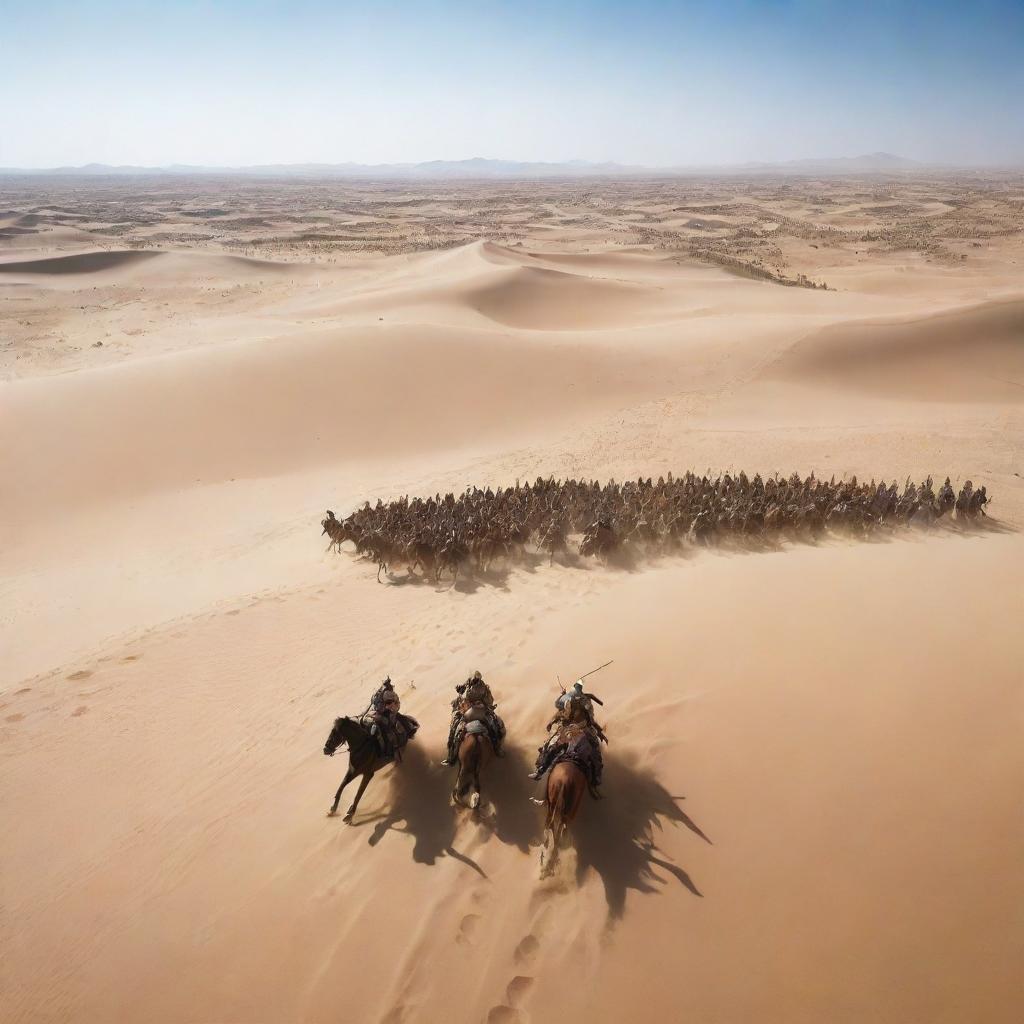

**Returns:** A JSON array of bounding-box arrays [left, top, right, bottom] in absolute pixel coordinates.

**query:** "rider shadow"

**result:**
[[474, 744, 544, 854], [572, 751, 711, 922], [365, 744, 486, 877], [452, 566, 512, 594], [956, 515, 1015, 536]]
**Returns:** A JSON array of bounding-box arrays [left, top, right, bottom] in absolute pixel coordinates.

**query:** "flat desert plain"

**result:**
[[2, 174, 1023, 1024]]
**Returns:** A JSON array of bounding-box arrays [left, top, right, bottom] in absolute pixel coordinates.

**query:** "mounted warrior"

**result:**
[[528, 677, 608, 797], [364, 676, 419, 761], [322, 676, 420, 821], [441, 670, 505, 766]]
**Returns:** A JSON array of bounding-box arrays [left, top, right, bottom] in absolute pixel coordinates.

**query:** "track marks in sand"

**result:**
[[484, 902, 557, 1024], [456, 911, 483, 946], [513, 934, 540, 967]]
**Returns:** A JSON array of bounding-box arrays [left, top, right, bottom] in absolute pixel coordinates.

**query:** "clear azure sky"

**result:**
[[1, 0, 1022, 168]]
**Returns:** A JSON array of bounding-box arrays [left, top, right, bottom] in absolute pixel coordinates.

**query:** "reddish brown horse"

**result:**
[[539, 759, 588, 878], [452, 728, 491, 811]]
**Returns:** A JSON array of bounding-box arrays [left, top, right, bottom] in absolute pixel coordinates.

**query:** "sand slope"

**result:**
[[3, 537, 1021, 1024], [2, 230, 1023, 1024], [0, 250, 163, 276], [771, 298, 1024, 402]]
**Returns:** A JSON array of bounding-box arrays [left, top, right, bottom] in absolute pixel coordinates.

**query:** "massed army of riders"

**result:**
[[355, 669, 607, 795], [322, 472, 993, 584]]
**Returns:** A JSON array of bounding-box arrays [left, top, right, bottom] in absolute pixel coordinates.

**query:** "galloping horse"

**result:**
[[539, 759, 588, 878], [323, 716, 409, 822], [451, 725, 492, 812]]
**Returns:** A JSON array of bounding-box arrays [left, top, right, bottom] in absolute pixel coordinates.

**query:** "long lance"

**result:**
[[579, 659, 613, 681], [554, 660, 613, 698], [567, 660, 613, 705]]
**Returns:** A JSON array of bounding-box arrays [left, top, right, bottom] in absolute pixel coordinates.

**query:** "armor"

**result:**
[[441, 671, 506, 765], [363, 677, 418, 760], [529, 680, 606, 793]]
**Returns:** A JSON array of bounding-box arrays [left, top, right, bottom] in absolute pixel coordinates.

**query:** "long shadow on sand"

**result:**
[[573, 751, 712, 921], [474, 744, 545, 854], [362, 744, 486, 876], [346, 744, 710, 915]]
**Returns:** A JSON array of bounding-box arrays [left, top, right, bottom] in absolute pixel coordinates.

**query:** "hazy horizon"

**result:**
[[2, 1, 1023, 169], [1, 152, 1016, 174]]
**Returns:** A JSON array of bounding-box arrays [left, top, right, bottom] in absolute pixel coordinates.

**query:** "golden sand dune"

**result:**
[[0, 247, 325, 280], [2, 179, 1023, 1024], [4, 321, 684, 520], [465, 264, 669, 329], [771, 298, 1024, 402], [4, 537, 1020, 1024], [0, 249, 162, 276], [302, 244, 682, 330]]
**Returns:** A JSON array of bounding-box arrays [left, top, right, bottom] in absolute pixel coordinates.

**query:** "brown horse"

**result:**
[[452, 728, 492, 811], [323, 716, 412, 822], [539, 759, 588, 878]]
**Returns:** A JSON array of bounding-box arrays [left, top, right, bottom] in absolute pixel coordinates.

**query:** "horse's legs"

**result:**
[[344, 771, 373, 822], [330, 766, 357, 816], [470, 756, 482, 812], [540, 824, 558, 877]]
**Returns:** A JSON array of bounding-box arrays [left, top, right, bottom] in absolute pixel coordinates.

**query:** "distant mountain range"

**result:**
[[0, 152, 948, 179]]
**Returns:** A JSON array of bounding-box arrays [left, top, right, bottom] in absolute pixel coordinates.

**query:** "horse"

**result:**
[[323, 716, 410, 822], [539, 759, 588, 879], [451, 724, 492, 811], [321, 511, 353, 553]]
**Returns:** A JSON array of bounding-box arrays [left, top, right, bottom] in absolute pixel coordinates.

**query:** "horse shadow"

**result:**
[[475, 744, 544, 854], [572, 751, 711, 922], [363, 744, 486, 876]]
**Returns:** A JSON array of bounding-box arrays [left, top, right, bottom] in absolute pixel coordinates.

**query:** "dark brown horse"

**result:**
[[452, 728, 492, 811], [539, 759, 588, 878], [323, 716, 405, 822]]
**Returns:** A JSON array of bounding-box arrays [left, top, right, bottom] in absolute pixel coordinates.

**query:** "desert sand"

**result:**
[[2, 174, 1023, 1024]]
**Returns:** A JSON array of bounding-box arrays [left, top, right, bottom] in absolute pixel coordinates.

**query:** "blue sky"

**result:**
[[1, 0, 1022, 167]]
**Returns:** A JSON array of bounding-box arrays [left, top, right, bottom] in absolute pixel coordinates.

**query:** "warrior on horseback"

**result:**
[[441, 670, 505, 766], [363, 677, 418, 761], [528, 679, 607, 796], [322, 677, 419, 821]]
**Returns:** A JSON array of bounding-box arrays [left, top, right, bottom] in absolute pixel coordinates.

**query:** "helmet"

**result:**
[[472, 670, 483, 681]]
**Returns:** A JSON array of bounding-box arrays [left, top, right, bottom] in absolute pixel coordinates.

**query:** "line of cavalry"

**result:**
[[323, 667, 611, 877], [320, 472, 991, 582]]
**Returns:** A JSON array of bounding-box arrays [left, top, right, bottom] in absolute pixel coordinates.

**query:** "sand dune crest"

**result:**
[[0, 249, 162, 276], [770, 298, 1024, 402]]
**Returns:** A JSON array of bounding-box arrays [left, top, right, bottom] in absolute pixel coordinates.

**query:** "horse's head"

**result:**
[[323, 716, 348, 757]]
